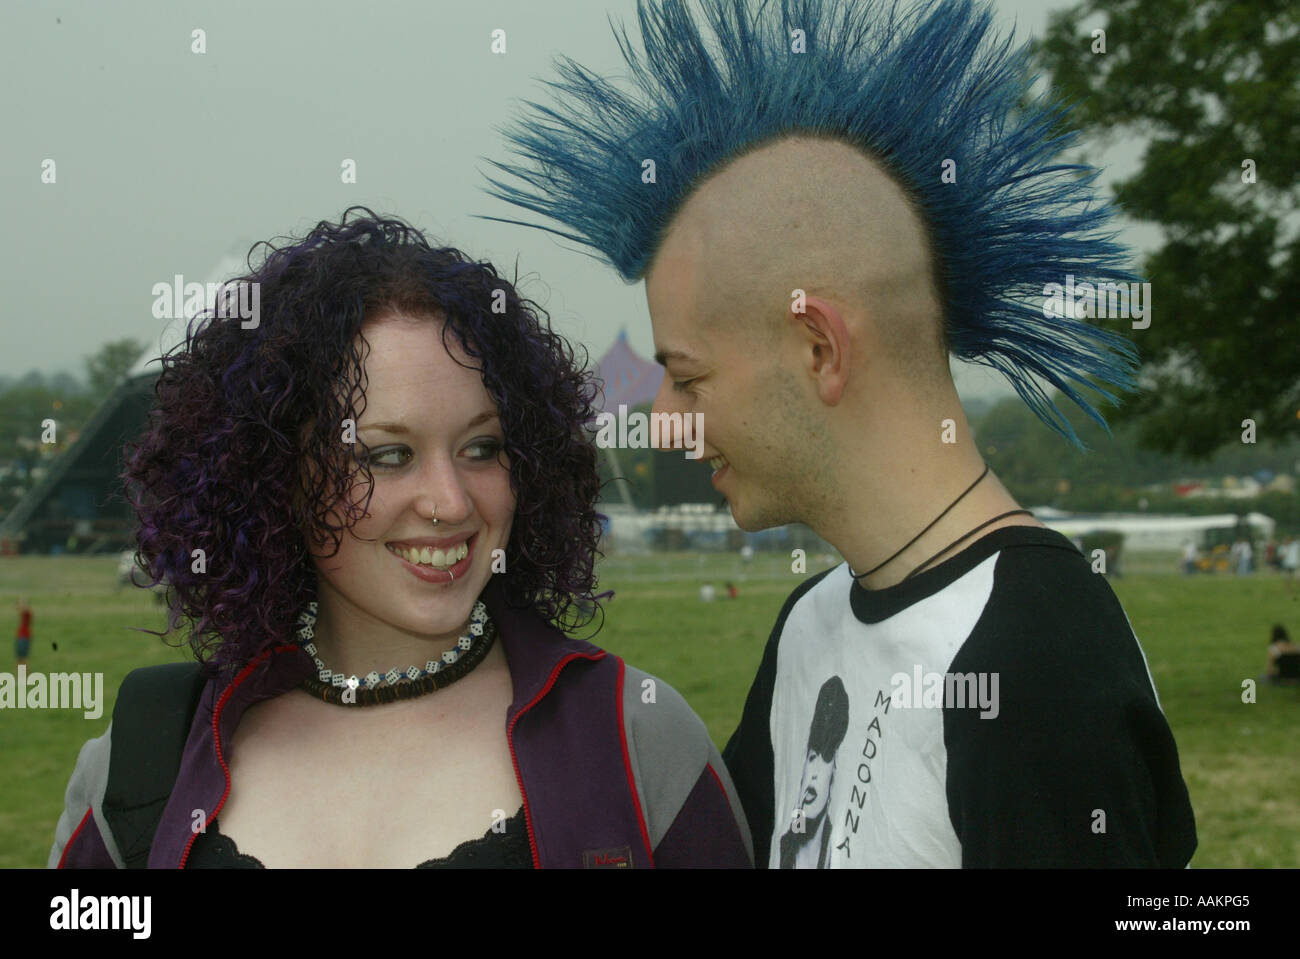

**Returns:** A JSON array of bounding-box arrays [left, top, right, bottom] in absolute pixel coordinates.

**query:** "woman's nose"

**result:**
[[415, 458, 472, 526]]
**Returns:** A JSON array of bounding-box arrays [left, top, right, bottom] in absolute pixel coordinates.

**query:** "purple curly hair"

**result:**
[[124, 207, 606, 669]]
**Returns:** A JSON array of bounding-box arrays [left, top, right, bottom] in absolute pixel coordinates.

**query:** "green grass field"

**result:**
[[2, 552, 1298, 868]]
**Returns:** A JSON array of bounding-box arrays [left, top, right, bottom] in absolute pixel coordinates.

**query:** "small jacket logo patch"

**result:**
[[584, 845, 633, 868]]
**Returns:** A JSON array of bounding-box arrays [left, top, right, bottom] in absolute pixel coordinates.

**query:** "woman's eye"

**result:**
[[465, 439, 504, 461], [359, 440, 503, 467], [365, 446, 412, 468]]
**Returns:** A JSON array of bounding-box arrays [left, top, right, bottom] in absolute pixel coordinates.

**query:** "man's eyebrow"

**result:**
[[359, 410, 500, 435], [653, 349, 700, 367]]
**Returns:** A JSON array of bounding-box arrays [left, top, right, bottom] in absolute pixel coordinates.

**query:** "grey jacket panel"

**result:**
[[47, 723, 124, 869], [621, 665, 753, 860]]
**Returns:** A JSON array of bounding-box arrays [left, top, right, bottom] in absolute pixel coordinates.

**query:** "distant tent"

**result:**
[[0, 376, 157, 555], [0, 253, 248, 555], [592, 328, 662, 412], [588, 330, 700, 509]]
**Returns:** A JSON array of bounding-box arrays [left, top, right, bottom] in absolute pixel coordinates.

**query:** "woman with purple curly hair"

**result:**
[[49, 209, 752, 869]]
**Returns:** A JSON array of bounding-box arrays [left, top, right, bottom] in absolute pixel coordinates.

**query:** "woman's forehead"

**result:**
[[360, 314, 469, 372], [352, 316, 494, 423]]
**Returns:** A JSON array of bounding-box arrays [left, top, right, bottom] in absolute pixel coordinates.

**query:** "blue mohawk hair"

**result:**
[[481, 0, 1141, 446]]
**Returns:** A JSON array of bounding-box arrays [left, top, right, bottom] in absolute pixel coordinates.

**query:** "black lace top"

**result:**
[[185, 806, 532, 868]]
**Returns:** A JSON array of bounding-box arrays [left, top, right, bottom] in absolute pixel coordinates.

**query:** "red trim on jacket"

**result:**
[[177, 645, 299, 868], [58, 807, 94, 869], [704, 763, 729, 801], [615, 657, 655, 867], [506, 649, 606, 869]]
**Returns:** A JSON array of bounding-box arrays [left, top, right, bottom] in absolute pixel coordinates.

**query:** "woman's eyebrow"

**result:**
[[359, 410, 500, 435]]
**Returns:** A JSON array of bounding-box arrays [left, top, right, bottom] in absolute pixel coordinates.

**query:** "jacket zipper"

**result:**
[[177, 646, 297, 868], [506, 650, 605, 869]]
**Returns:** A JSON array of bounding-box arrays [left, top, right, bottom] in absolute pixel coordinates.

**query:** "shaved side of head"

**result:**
[[649, 136, 948, 387]]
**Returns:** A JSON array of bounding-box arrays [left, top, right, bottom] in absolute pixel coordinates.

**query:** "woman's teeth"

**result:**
[[388, 542, 468, 569], [710, 455, 729, 470]]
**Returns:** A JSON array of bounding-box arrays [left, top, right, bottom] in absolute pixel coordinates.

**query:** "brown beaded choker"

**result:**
[[300, 617, 497, 706]]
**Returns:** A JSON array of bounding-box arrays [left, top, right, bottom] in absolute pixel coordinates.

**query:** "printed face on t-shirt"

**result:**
[[799, 748, 834, 821]]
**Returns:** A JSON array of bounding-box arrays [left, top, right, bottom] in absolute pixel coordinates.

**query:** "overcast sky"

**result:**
[[2, 0, 1148, 402]]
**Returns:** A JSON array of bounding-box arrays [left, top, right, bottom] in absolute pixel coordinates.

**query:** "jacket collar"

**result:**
[[480, 576, 605, 717]]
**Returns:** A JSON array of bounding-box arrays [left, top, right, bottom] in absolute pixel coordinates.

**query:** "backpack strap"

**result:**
[[102, 662, 207, 868]]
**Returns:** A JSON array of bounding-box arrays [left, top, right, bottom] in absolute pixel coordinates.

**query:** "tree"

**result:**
[[973, 392, 1300, 510], [84, 339, 144, 397], [1037, 0, 1300, 458]]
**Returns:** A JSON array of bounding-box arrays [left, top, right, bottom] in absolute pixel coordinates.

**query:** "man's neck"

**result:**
[[809, 401, 1041, 590]]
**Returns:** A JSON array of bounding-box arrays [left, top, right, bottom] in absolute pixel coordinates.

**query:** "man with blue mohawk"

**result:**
[[484, 0, 1196, 868]]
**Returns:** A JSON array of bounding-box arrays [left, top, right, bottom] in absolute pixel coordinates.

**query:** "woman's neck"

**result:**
[[307, 588, 474, 679]]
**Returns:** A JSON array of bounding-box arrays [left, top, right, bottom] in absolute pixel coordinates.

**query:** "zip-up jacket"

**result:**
[[49, 579, 753, 868]]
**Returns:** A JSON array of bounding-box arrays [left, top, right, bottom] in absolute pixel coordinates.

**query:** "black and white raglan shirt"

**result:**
[[722, 526, 1197, 868]]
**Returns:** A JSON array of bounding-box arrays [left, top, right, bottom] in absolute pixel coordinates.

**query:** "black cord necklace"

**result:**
[[901, 508, 1034, 581], [849, 463, 1033, 584]]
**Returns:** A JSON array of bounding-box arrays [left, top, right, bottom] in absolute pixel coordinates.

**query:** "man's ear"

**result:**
[[790, 294, 851, 406]]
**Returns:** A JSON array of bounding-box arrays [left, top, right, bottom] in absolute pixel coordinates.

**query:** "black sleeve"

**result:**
[[943, 546, 1197, 867], [722, 569, 833, 869], [722, 629, 778, 868]]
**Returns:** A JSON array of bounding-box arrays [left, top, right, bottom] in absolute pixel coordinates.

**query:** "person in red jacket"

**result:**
[[14, 597, 31, 668]]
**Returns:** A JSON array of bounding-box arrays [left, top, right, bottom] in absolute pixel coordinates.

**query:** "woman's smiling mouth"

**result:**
[[385, 541, 469, 569], [384, 534, 476, 581]]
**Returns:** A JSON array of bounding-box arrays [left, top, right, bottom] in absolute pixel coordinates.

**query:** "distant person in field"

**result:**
[[1233, 538, 1253, 575], [1281, 537, 1300, 578], [1182, 541, 1199, 575], [1264, 625, 1300, 685], [486, 0, 1196, 866], [14, 597, 31, 668]]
